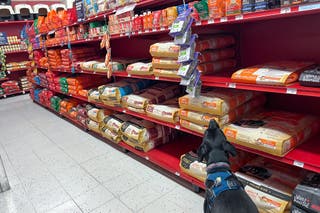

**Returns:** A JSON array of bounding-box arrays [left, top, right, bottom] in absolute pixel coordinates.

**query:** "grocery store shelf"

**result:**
[[49, 67, 108, 76], [36, 66, 48, 70], [0, 20, 33, 25], [45, 36, 103, 48], [32, 98, 205, 190], [33, 82, 320, 173], [0, 77, 9, 82], [0, 42, 22, 46], [0, 89, 29, 98], [4, 50, 28, 54], [6, 68, 29, 73], [113, 71, 180, 82]]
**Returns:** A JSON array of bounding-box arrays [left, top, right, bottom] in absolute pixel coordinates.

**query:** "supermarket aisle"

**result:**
[[0, 95, 203, 213]]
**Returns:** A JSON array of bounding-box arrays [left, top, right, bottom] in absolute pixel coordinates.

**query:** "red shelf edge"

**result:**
[[32, 82, 320, 173]]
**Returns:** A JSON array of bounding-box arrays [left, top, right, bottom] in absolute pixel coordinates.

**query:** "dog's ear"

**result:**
[[197, 142, 209, 162], [223, 141, 237, 157]]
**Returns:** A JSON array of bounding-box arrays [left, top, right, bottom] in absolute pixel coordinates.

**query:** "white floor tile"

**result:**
[[61, 172, 99, 197], [90, 198, 132, 213], [29, 187, 70, 213], [140, 196, 184, 213], [73, 185, 114, 213], [53, 164, 90, 185], [47, 200, 82, 213]]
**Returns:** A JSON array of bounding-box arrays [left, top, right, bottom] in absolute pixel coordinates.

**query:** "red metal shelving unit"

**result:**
[[4, 50, 28, 54]]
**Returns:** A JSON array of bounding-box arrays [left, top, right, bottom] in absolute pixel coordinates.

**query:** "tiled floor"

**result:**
[[0, 95, 203, 213]]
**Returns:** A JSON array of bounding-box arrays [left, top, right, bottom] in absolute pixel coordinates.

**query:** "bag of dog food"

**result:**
[[180, 95, 266, 127], [101, 113, 133, 133], [80, 61, 100, 71], [180, 151, 207, 182], [196, 35, 235, 52], [223, 111, 320, 156], [87, 106, 113, 122], [153, 69, 180, 78], [88, 88, 101, 102], [86, 119, 101, 134], [299, 66, 320, 87], [100, 127, 121, 143], [150, 42, 180, 59], [152, 58, 180, 70], [121, 118, 166, 144], [122, 83, 180, 110], [180, 119, 208, 134], [126, 62, 153, 75], [198, 59, 237, 74], [198, 48, 235, 63], [179, 88, 259, 116], [231, 61, 315, 86], [236, 157, 307, 213], [146, 98, 180, 123]]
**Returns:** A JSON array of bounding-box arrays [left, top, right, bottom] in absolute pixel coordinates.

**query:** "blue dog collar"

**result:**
[[206, 171, 242, 208]]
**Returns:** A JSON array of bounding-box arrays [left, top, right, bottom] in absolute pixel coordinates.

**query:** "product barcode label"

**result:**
[[280, 7, 291, 14], [228, 83, 236, 88], [235, 15, 244, 20], [220, 17, 228, 22], [293, 160, 304, 168], [195, 21, 201, 26], [286, 88, 297, 94], [208, 19, 214, 24]]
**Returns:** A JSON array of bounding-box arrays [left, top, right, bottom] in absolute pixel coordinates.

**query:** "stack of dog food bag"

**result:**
[[126, 61, 153, 76], [100, 113, 133, 143], [178, 88, 266, 134], [47, 49, 62, 69], [299, 65, 320, 87], [86, 105, 113, 134], [75, 104, 88, 127], [38, 73, 48, 88], [95, 79, 153, 106], [50, 96, 62, 112], [120, 117, 175, 152], [121, 82, 181, 114], [80, 60, 125, 74], [60, 47, 98, 71], [19, 76, 31, 91], [38, 89, 54, 108], [146, 98, 181, 124], [223, 110, 320, 157], [59, 99, 79, 116], [1, 81, 20, 94], [45, 71, 60, 91]]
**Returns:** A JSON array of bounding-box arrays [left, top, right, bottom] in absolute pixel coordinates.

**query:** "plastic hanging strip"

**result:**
[[66, 26, 75, 74]]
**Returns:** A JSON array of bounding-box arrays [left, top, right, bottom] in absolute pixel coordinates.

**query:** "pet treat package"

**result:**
[[146, 98, 180, 123], [292, 173, 320, 213], [98, 79, 153, 106], [179, 94, 266, 127], [126, 62, 153, 75], [121, 83, 180, 111], [179, 88, 259, 116], [152, 58, 180, 70], [231, 61, 315, 86], [236, 157, 307, 213], [299, 66, 320, 87], [149, 42, 180, 59], [223, 111, 319, 156]]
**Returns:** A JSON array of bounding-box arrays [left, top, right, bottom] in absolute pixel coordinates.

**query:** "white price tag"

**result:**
[[22, 91, 25, 94], [145, 29, 150, 33], [220, 17, 228, 22], [160, 27, 165, 31], [175, 172, 180, 176], [93, 71, 96, 74], [48, 30, 55, 35], [286, 88, 297, 94], [208, 19, 214, 24], [293, 160, 304, 168], [145, 156, 149, 160], [175, 125, 180, 130], [235, 15, 244, 20], [70, 94, 72, 96], [195, 21, 201, 26], [132, 31, 135, 35], [299, 2, 320, 11], [228, 83, 236, 88], [127, 74, 131, 77], [155, 76, 159, 80], [122, 109, 126, 113], [280, 7, 291, 14], [152, 28, 157, 32], [138, 31, 142, 34], [80, 70, 83, 73], [120, 33, 124, 37], [7, 71, 10, 74]]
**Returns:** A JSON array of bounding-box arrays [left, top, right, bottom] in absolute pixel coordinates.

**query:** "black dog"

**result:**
[[197, 120, 258, 213]]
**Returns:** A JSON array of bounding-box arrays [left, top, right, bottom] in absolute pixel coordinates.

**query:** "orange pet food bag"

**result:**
[[208, 0, 226, 18]]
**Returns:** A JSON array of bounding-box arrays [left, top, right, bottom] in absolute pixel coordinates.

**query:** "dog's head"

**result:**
[[197, 120, 237, 165]]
